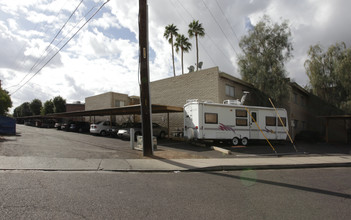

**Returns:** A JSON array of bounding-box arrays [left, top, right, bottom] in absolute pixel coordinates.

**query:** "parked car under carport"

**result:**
[[90, 121, 118, 136], [117, 122, 167, 140], [69, 121, 91, 133]]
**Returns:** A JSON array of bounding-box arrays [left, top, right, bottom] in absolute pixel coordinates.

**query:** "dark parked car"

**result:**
[[61, 121, 73, 131], [69, 122, 91, 133], [40, 120, 56, 128]]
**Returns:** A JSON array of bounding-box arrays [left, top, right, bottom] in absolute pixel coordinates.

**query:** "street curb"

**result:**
[[185, 162, 351, 172], [1, 162, 351, 173]]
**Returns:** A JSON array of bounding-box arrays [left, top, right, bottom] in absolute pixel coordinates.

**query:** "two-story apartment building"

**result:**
[[85, 92, 140, 123], [150, 66, 317, 139], [82, 66, 346, 142]]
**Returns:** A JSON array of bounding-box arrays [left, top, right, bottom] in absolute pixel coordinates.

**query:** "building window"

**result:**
[[205, 113, 218, 124], [301, 96, 306, 107], [294, 120, 299, 129], [225, 85, 235, 97], [294, 93, 298, 104], [266, 116, 276, 126], [115, 100, 125, 107]]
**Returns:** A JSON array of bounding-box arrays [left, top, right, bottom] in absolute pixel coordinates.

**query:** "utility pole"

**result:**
[[139, 0, 153, 156]]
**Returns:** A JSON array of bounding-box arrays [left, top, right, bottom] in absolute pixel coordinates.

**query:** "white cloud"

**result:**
[[25, 11, 58, 24], [1, 0, 351, 113], [90, 12, 121, 30]]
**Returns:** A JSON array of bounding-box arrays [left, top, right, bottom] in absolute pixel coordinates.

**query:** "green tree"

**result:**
[[41, 100, 54, 115], [20, 102, 31, 117], [53, 96, 66, 113], [29, 99, 42, 115], [188, 20, 205, 71], [0, 88, 12, 116], [174, 34, 192, 75], [164, 24, 179, 77], [238, 15, 293, 104], [13, 106, 21, 117], [305, 42, 351, 112]]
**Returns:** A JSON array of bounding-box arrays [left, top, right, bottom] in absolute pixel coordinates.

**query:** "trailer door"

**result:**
[[249, 111, 259, 139]]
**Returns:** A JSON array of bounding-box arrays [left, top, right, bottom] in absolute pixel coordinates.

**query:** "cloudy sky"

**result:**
[[1, 0, 350, 112]]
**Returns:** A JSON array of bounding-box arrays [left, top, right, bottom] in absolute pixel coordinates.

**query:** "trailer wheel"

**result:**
[[241, 137, 248, 146], [232, 137, 239, 146]]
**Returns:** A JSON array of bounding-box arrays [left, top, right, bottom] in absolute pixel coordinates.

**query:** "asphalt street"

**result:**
[[1, 125, 350, 160], [0, 125, 350, 219], [0, 168, 350, 220]]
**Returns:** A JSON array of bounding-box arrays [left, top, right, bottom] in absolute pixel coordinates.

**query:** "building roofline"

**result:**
[[151, 66, 220, 83], [85, 91, 129, 99], [290, 82, 309, 95], [218, 72, 254, 88]]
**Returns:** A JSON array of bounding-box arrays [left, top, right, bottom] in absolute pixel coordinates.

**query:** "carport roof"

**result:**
[[317, 115, 351, 119], [48, 104, 183, 117]]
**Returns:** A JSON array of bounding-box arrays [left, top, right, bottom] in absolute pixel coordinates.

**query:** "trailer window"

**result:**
[[205, 113, 218, 124], [236, 109, 247, 117], [266, 116, 276, 126], [278, 117, 287, 127], [235, 109, 248, 126], [236, 118, 247, 126]]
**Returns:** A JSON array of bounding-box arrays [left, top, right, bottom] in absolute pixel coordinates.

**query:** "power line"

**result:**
[[10, 0, 110, 95], [201, 0, 239, 56], [31, 0, 100, 76], [30, 0, 85, 73], [174, 0, 236, 72], [53, 5, 98, 50], [169, 0, 216, 67], [5, 0, 72, 90], [7, 0, 100, 93], [214, 0, 241, 44]]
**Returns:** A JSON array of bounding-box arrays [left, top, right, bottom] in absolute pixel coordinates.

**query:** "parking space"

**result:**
[[0, 125, 140, 159], [1, 125, 349, 160], [0, 125, 216, 159]]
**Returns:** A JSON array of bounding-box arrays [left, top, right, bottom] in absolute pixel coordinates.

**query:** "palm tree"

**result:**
[[188, 20, 205, 71], [163, 24, 179, 77], [174, 34, 192, 75]]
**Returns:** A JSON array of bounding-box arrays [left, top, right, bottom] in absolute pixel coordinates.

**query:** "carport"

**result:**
[[49, 104, 183, 137], [319, 115, 351, 143]]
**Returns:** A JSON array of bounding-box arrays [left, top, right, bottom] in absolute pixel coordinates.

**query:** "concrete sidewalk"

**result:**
[[0, 155, 351, 172]]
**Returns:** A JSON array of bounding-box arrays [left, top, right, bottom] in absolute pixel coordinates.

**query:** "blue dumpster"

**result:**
[[0, 116, 16, 135]]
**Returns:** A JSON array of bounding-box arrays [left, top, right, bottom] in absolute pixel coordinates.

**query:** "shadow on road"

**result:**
[[144, 153, 351, 199], [209, 171, 351, 199]]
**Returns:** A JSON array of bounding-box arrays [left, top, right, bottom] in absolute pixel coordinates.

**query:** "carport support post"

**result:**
[[167, 112, 170, 139], [326, 118, 329, 143], [139, 0, 153, 156]]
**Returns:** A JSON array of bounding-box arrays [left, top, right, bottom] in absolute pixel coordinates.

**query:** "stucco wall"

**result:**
[[85, 92, 135, 124], [150, 67, 221, 107], [66, 104, 85, 112], [218, 74, 258, 105], [85, 93, 113, 110]]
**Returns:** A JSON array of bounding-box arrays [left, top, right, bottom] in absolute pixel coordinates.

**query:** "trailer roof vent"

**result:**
[[203, 100, 214, 103], [186, 99, 198, 103], [223, 91, 250, 105], [223, 99, 241, 105]]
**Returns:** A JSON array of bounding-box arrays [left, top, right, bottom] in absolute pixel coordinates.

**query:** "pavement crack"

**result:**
[[125, 160, 133, 169], [97, 159, 103, 171]]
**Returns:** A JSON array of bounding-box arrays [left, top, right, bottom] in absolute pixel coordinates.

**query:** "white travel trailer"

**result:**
[[184, 98, 289, 146]]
